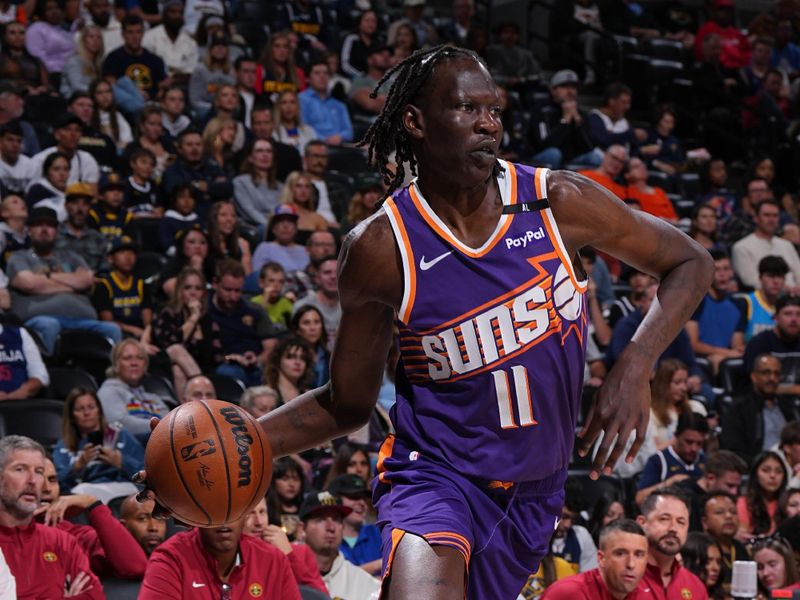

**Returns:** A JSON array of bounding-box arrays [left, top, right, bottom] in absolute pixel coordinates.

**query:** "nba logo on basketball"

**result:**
[[180, 439, 217, 462]]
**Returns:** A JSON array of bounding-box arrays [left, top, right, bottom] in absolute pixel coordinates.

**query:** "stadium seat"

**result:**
[[647, 170, 676, 194], [208, 374, 246, 405], [694, 357, 713, 384], [719, 358, 745, 395], [55, 330, 113, 383], [0, 399, 65, 448], [127, 218, 161, 251], [325, 146, 369, 175], [679, 173, 701, 199], [141, 374, 178, 409], [647, 59, 684, 89], [45, 366, 97, 400], [643, 38, 685, 63], [235, 21, 269, 54], [134, 251, 168, 283]]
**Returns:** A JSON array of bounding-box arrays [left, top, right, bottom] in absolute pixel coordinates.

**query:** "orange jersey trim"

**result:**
[[384, 198, 417, 324]]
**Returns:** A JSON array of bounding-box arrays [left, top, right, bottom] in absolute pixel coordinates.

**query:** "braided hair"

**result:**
[[358, 44, 500, 198]]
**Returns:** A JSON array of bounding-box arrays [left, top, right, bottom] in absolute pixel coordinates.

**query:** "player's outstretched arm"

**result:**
[[549, 170, 714, 478], [258, 214, 399, 458]]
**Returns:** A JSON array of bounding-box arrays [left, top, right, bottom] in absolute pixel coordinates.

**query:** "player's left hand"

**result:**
[[576, 345, 650, 480]]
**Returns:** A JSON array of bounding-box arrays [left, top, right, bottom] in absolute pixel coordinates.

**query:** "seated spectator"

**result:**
[[325, 442, 372, 489], [486, 21, 542, 91], [159, 84, 191, 140], [252, 204, 309, 275], [0, 23, 51, 102], [32, 113, 100, 188], [636, 412, 709, 505], [202, 115, 238, 179], [24, 152, 69, 217], [80, 0, 123, 53], [89, 171, 132, 240], [720, 177, 772, 251], [688, 204, 723, 253], [119, 494, 167, 557], [251, 262, 293, 331], [282, 171, 328, 241], [739, 256, 789, 342], [586, 495, 626, 546], [679, 449, 747, 532], [387, 0, 437, 48], [60, 25, 103, 97], [680, 532, 724, 598], [686, 250, 745, 372], [341, 10, 380, 78], [738, 450, 788, 538], [38, 456, 147, 577], [138, 515, 301, 599], [299, 491, 380, 599], [188, 29, 235, 117], [695, 0, 751, 69], [698, 158, 737, 221], [292, 255, 340, 342], [55, 182, 106, 271], [142, 0, 197, 85], [8, 206, 121, 354], [771, 18, 800, 79], [274, 90, 319, 156], [256, 31, 307, 99], [0, 435, 103, 599], [0, 193, 30, 270], [182, 374, 216, 402], [24, 0, 75, 81], [782, 487, 800, 520], [207, 199, 252, 273], [390, 21, 418, 66], [743, 294, 800, 389], [346, 172, 382, 230], [542, 519, 649, 600], [0, 120, 37, 195], [640, 106, 686, 176], [0, 319, 47, 399], [753, 536, 800, 596], [349, 45, 392, 122], [327, 474, 381, 574], [733, 199, 800, 291], [64, 95, 118, 178], [233, 138, 283, 230], [291, 305, 329, 387], [778, 421, 800, 489], [123, 147, 161, 217], [158, 185, 201, 256], [244, 495, 329, 594], [92, 236, 153, 339], [587, 82, 647, 155], [268, 456, 306, 541], [234, 56, 256, 127], [752, 156, 794, 223], [723, 354, 799, 464], [263, 336, 314, 406], [240, 385, 279, 418], [250, 104, 302, 182], [702, 492, 750, 595], [551, 483, 598, 573], [202, 84, 247, 148], [210, 259, 275, 387], [648, 359, 693, 450], [126, 105, 176, 183], [304, 140, 347, 226], [161, 128, 227, 211], [152, 267, 222, 397], [578, 144, 627, 199], [159, 225, 214, 297], [285, 230, 337, 300], [102, 14, 167, 101], [98, 338, 170, 444], [182, 0, 226, 36], [605, 269, 654, 328], [299, 60, 353, 146], [90, 78, 133, 153], [622, 157, 678, 223]]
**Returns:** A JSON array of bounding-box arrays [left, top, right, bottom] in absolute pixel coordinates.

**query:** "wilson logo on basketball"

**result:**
[[219, 407, 254, 487], [180, 439, 216, 462]]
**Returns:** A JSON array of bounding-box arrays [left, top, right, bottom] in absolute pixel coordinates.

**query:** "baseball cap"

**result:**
[[54, 113, 84, 130], [268, 204, 299, 227], [550, 69, 580, 88], [99, 171, 125, 193], [299, 491, 353, 521], [28, 206, 59, 226], [108, 235, 138, 255], [65, 182, 94, 200], [327, 474, 370, 499]]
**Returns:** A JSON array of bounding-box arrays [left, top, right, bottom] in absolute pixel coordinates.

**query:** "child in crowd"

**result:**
[[159, 183, 199, 255], [89, 172, 133, 240], [250, 261, 293, 331], [124, 147, 162, 218]]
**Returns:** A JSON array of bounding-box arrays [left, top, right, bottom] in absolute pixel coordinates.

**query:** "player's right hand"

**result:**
[[132, 417, 173, 520]]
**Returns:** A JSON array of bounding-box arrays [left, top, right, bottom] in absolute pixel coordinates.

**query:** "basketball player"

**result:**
[[139, 46, 713, 599]]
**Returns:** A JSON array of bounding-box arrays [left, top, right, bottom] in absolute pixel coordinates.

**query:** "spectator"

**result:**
[[299, 60, 353, 146], [268, 457, 305, 540], [285, 230, 337, 300], [252, 204, 309, 275], [753, 536, 799, 596], [127, 105, 176, 183], [387, 0, 438, 49], [240, 385, 279, 418], [586, 495, 626, 546], [389, 22, 418, 66], [292, 255, 340, 342], [123, 146, 160, 217], [719, 177, 772, 250], [606, 269, 654, 328], [161, 128, 227, 211], [263, 335, 314, 406], [681, 450, 747, 532], [102, 14, 167, 100], [32, 113, 100, 188], [0, 435, 103, 599], [349, 45, 392, 122], [0, 23, 50, 101], [119, 494, 167, 556], [208, 200, 252, 272], [680, 532, 724, 599], [752, 156, 794, 223], [274, 90, 319, 156], [160, 85, 191, 140], [256, 31, 306, 99], [737, 450, 788, 537], [209, 259, 275, 387], [743, 294, 800, 387], [781, 487, 800, 520], [299, 490, 380, 599], [622, 157, 678, 223], [182, 0, 227, 36], [341, 10, 380, 78], [0, 319, 47, 399], [551, 484, 598, 573], [204, 84, 247, 145], [0, 121, 37, 195], [699, 159, 737, 220], [648, 359, 692, 450], [324, 442, 372, 488], [251, 261, 293, 331], [327, 474, 382, 575], [183, 373, 216, 402], [778, 421, 800, 489], [159, 224, 213, 296], [587, 82, 647, 155], [772, 19, 800, 80], [689, 204, 723, 254], [291, 305, 329, 387], [702, 492, 750, 596], [578, 144, 627, 199], [158, 184, 201, 255], [8, 205, 121, 354], [89, 171, 133, 240], [686, 250, 745, 372], [636, 412, 709, 505], [346, 172, 383, 230], [250, 104, 303, 181], [24, 151, 68, 218], [53, 183, 104, 271], [281, 171, 328, 240], [276, 0, 332, 60], [233, 56, 256, 127], [233, 138, 283, 230], [641, 106, 686, 176], [24, 0, 75, 81], [485, 21, 542, 91], [90, 78, 133, 153], [695, 0, 751, 69], [188, 30, 235, 117], [80, 0, 122, 57], [142, 0, 197, 84], [636, 488, 708, 599], [98, 338, 170, 444], [67, 90, 118, 171], [138, 515, 301, 599], [60, 25, 104, 97], [0, 194, 29, 270], [542, 519, 649, 600], [304, 140, 348, 226]]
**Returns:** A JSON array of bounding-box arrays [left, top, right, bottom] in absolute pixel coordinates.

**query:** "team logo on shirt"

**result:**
[[42, 551, 57, 562], [680, 588, 693, 600], [242, 315, 254, 327], [248, 583, 263, 597]]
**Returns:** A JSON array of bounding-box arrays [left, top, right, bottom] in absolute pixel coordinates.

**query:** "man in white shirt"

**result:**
[[0, 121, 37, 195], [31, 114, 99, 189], [143, 0, 198, 84]]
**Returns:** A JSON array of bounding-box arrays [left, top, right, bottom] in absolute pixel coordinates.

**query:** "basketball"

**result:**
[[552, 264, 583, 322], [144, 399, 272, 527]]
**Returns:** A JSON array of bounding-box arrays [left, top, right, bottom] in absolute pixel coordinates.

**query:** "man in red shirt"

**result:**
[[694, 0, 751, 68], [119, 493, 167, 556], [542, 519, 651, 600], [36, 456, 147, 579], [637, 487, 708, 600], [139, 514, 302, 599], [579, 145, 628, 200], [0, 435, 103, 599]]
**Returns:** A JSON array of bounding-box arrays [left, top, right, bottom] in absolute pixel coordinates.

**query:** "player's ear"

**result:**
[[402, 104, 424, 140]]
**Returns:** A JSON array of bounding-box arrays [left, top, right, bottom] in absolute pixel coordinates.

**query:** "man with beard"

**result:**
[[0, 120, 37, 195], [6, 206, 122, 355], [32, 113, 100, 189], [80, 0, 123, 56], [678, 450, 746, 532], [55, 182, 107, 272], [119, 494, 167, 557], [249, 106, 301, 181], [542, 519, 650, 600], [304, 140, 346, 225], [161, 128, 227, 211], [701, 492, 749, 595], [143, 0, 198, 85], [744, 294, 800, 393], [636, 487, 708, 600], [0, 435, 103, 599], [350, 46, 393, 121]]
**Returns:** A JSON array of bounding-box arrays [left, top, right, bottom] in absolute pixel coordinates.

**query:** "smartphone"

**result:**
[[87, 431, 103, 446]]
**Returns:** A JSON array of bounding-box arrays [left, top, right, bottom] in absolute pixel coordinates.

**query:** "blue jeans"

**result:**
[[215, 362, 263, 388], [531, 147, 563, 168], [26, 316, 122, 355], [112, 77, 145, 115]]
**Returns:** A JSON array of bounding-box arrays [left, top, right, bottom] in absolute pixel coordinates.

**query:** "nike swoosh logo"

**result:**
[[419, 251, 452, 271], [192, 582, 206, 588], [554, 517, 561, 530]]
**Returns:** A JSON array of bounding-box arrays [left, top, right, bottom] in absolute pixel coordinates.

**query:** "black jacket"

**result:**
[[528, 98, 593, 162]]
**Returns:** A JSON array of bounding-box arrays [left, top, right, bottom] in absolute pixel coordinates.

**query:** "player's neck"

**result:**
[[415, 166, 496, 216]]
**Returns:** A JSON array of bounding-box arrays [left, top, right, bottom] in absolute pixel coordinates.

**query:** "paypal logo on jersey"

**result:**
[[505, 227, 545, 250]]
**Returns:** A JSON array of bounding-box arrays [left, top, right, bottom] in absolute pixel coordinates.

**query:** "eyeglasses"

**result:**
[[221, 583, 232, 600], [748, 531, 787, 550]]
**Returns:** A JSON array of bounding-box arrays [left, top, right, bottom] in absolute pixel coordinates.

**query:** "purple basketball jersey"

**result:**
[[382, 162, 588, 483]]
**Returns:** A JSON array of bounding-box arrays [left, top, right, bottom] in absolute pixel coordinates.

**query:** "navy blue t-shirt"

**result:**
[[102, 47, 166, 98], [690, 294, 746, 348]]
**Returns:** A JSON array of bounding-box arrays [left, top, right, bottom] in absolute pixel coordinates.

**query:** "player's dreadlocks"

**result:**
[[358, 44, 495, 199]]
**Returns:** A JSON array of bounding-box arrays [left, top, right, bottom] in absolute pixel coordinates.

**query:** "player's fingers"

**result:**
[[625, 412, 649, 464], [602, 421, 635, 476], [590, 420, 620, 479], [577, 404, 605, 457], [149, 417, 160, 431], [131, 470, 147, 485]]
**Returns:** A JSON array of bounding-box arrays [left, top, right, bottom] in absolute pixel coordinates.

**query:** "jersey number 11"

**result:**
[[492, 366, 538, 429]]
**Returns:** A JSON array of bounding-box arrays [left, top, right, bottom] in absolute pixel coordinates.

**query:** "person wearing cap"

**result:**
[[0, 120, 37, 195], [695, 0, 751, 69], [55, 181, 107, 272], [66, 91, 118, 171], [529, 69, 596, 169], [189, 30, 236, 116], [0, 82, 40, 157], [89, 171, 133, 240], [31, 113, 100, 188], [252, 204, 310, 275], [143, 0, 198, 83], [327, 474, 382, 574], [350, 45, 393, 121], [299, 490, 381, 599], [102, 14, 167, 100], [7, 206, 122, 354]]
